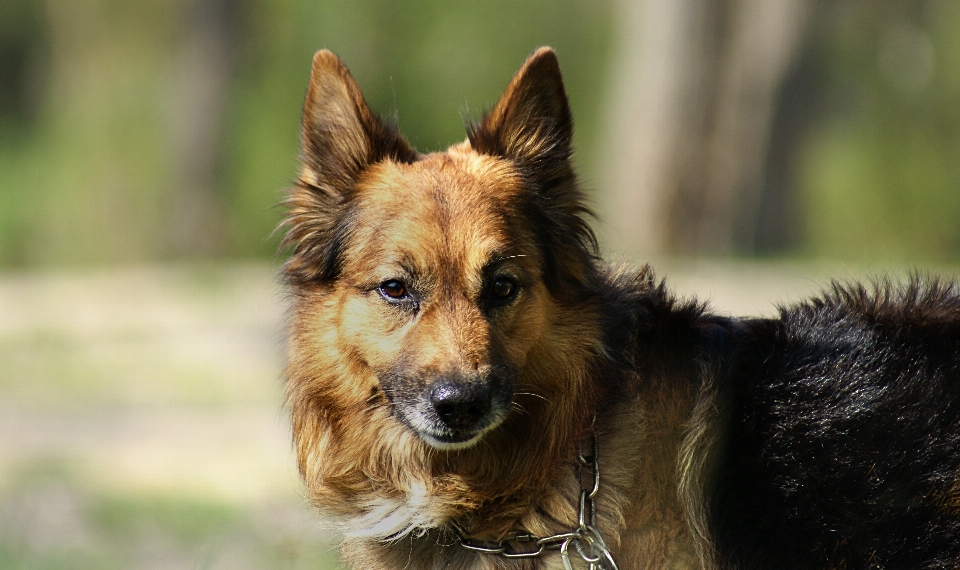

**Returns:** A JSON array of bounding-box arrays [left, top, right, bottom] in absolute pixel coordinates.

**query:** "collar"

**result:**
[[455, 420, 620, 569]]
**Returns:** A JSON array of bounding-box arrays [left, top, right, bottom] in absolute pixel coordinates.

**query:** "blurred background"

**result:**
[[1, 0, 958, 568]]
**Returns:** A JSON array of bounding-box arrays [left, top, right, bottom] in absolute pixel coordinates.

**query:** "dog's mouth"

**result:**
[[419, 427, 492, 450], [385, 374, 514, 450]]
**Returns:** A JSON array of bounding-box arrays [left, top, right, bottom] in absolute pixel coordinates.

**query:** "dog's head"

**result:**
[[283, 48, 604, 533]]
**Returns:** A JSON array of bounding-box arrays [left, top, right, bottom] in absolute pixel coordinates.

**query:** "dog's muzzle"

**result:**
[[385, 371, 512, 450]]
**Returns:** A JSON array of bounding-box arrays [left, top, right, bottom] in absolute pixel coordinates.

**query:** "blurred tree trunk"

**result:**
[[166, 0, 240, 257], [599, 0, 809, 256]]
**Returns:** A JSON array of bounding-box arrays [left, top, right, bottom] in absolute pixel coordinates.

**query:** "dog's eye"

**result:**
[[490, 276, 519, 301], [379, 280, 408, 300]]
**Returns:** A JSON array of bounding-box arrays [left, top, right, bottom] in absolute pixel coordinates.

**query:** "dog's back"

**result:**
[[707, 280, 960, 568]]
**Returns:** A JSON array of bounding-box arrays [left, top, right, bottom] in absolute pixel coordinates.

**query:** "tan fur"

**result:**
[[284, 48, 710, 569]]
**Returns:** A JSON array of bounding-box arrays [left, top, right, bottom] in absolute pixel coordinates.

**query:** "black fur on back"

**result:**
[[708, 277, 960, 569]]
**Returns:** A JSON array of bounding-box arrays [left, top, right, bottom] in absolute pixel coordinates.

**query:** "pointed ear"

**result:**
[[299, 50, 415, 191], [467, 47, 573, 176], [283, 51, 415, 286], [469, 48, 599, 297]]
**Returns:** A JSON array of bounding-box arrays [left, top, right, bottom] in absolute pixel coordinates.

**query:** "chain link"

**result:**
[[456, 421, 620, 570]]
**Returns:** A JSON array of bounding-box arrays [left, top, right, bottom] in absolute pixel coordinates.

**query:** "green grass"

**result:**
[[0, 264, 339, 570], [0, 461, 341, 570]]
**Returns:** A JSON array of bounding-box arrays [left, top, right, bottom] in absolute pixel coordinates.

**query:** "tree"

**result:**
[[598, 0, 809, 256]]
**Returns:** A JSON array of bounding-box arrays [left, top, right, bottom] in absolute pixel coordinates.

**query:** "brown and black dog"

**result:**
[[282, 48, 960, 569]]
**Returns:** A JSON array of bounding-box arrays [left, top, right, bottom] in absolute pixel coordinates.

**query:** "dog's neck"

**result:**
[[340, 392, 701, 569], [337, 368, 705, 570], [454, 422, 622, 569]]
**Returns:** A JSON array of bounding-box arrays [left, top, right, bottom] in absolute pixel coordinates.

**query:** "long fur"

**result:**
[[282, 48, 960, 569]]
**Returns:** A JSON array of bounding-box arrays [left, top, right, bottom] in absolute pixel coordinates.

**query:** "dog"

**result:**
[[281, 47, 960, 569]]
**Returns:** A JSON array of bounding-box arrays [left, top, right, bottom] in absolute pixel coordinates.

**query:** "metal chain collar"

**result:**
[[456, 425, 620, 570]]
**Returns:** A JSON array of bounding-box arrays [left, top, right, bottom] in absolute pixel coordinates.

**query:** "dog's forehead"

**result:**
[[349, 151, 533, 272]]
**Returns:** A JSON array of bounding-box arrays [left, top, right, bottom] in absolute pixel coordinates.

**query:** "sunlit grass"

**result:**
[[0, 263, 341, 570], [0, 468, 341, 570]]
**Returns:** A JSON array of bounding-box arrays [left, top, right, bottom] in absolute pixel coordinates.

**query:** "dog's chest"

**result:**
[[344, 482, 446, 539]]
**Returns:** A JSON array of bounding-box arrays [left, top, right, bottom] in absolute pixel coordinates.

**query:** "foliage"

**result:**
[[0, 0, 614, 266], [794, 1, 960, 262], [0, 0, 957, 265]]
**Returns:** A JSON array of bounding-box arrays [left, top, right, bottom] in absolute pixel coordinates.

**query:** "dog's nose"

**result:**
[[430, 381, 491, 430]]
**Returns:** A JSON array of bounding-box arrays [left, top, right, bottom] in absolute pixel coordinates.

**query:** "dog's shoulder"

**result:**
[[592, 264, 729, 389]]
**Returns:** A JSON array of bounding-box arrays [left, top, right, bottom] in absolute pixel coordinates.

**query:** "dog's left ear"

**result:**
[[469, 48, 598, 296], [468, 47, 573, 180]]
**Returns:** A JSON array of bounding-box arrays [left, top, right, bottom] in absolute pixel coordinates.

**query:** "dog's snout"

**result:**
[[430, 381, 491, 430]]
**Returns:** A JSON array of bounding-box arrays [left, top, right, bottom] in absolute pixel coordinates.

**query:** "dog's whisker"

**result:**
[[496, 254, 529, 262], [479, 437, 495, 455], [514, 391, 551, 404]]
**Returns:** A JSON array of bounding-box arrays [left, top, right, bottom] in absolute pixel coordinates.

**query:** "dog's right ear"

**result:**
[[298, 50, 415, 191], [283, 51, 416, 285]]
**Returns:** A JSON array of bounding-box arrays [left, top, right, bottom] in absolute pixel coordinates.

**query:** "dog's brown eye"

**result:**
[[379, 280, 408, 300], [491, 277, 518, 300]]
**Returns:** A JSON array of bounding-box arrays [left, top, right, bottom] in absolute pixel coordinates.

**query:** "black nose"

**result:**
[[430, 381, 491, 430]]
